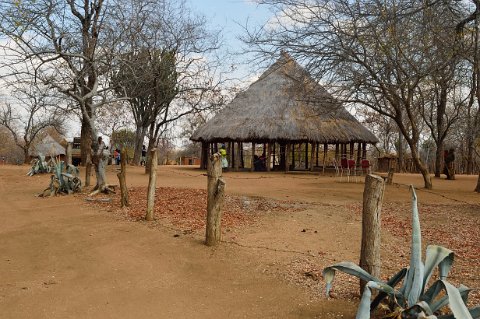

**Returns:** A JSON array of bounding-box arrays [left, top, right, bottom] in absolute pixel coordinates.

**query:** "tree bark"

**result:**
[[80, 116, 92, 166], [85, 153, 92, 187], [434, 144, 444, 178], [205, 152, 225, 246], [117, 149, 129, 207], [234, 142, 240, 171], [133, 125, 147, 166], [359, 174, 385, 294], [145, 149, 158, 221], [66, 142, 73, 165]]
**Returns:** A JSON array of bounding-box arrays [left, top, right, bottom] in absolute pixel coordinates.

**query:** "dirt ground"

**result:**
[[0, 164, 478, 318]]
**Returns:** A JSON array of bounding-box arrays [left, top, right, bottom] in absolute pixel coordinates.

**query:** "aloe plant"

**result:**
[[323, 186, 479, 319]]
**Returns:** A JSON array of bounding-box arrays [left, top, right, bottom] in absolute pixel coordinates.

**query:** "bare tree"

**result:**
[[0, 84, 64, 163], [108, 0, 225, 167], [244, 0, 469, 189], [0, 0, 119, 192]]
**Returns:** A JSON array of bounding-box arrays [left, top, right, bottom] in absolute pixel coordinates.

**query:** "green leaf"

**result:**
[[322, 262, 383, 296], [423, 245, 454, 290], [428, 280, 473, 319]]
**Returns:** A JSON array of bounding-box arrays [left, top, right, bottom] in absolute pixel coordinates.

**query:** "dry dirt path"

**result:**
[[0, 165, 361, 319]]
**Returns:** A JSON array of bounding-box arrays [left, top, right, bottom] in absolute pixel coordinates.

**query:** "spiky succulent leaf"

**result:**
[[355, 282, 373, 319], [423, 245, 454, 290], [430, 283, 472, 314], [437, 306, 480, 319], [322, 262, 383, 296], [402, 186, 425, 306]]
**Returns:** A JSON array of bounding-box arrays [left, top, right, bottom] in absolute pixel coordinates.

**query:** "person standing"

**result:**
[[219, 144, 228, 170], [141, 145, 147, 166]]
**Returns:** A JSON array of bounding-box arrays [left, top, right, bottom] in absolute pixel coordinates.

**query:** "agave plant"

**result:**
[[322, 186, 479, 319]]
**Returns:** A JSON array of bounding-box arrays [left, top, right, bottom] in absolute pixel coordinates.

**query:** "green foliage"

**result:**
[[322, 186, 478, 319]]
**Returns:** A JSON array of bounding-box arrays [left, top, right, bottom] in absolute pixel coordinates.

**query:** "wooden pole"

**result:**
[[240, 143, 244, 168], [305, 142, 309, 169], [291, 143, 295, 170], [322, 143, 328, 175], [117, 148, 129, 207], [357, 143, 362, 167], [250, 142, 255, 172], [362, 142, 367, 159], [316, 142, 320, 166], [386, 168, 395, 185], [285, 143, 291, 172], [350, 142, 355, 159], [310, 143, 315, 172], [335, 143, 339, 161], [234, 142, 240, 171], [266, 143, 272, 172], [145, 149, 158, 221], [359, 174, 385, 293], [205, 153, 226, 246]]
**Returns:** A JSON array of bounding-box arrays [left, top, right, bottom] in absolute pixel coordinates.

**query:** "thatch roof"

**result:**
[[31, 134, 66, 157], [191, 53, 378, 144]]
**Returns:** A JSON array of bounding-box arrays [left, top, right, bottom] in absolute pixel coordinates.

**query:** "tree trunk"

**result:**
[[66, 142, 73, 165], [397, 132, 405, 173], [145, 139, 155, 174], [80, 116, 92, 166], [145, 149, 158, 221], [205, 153, 225, 246], [85, 153, 92, 187], [23, 147, 29, 164], [359, 174, 385, 294], [434, 143, 443, 178], [411, 147, 433, 189], [133, 125, 147, 166], [234, 142, 240, 172], [117, 149, 129, 207]]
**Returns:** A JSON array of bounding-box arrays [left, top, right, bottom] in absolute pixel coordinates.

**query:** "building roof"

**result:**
[[191, 53, 378, 144], [31, 134, 66, 157]]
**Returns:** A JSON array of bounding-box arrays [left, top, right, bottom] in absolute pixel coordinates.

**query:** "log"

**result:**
[[145, 149, 158, 221], [117, 148, 129, 208], [359, 174, 385, 294], [205, 153, 225, 246], [250, 142, 255, 172]]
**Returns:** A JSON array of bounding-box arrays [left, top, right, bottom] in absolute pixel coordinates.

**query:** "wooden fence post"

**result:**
[[386, 168, 395, 185], [145, 149, 158, 221], [117, 148, 129, 207], [205, 153, 226, 246], [359, 174, 385, 294]]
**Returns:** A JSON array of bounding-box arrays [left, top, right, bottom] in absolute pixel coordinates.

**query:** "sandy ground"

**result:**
[[0, 164, 478, 318]]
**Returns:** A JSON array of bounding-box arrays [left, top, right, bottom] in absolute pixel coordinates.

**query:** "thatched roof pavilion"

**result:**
[[191, 53, 378, 171]]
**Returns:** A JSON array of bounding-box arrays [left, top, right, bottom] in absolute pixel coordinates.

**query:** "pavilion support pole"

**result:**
[[305, 142, 309, 170], [273, 143, 277, 170], [230, 142, 235, 169], [310, 143, 316, 172], [316, 142, 319, 167], [291, 143, 295, 170], [266, 143, 272, 172], [362, 142, 367, 159], [250, 142, 255, 172], [240, 143, 244, 168], [201, 142, 208, 169], [285, 143, 291, 173], [322, 143, 328, 175], [335, 143, 339, 161], [350, 142, 355, 159], [234, 142, 240, 172], [357, 143, 362, 167]]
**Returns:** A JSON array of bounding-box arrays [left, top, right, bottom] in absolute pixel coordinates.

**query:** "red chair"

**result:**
[[361, 159, 371, 175]]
